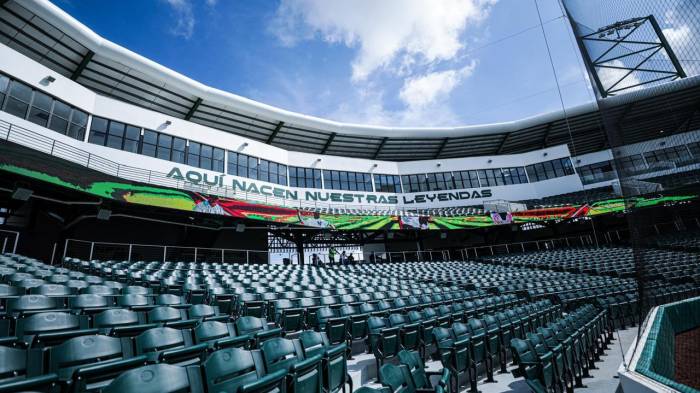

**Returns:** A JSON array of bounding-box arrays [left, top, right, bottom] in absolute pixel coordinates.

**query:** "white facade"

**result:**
[[0, 42, 590, 210]]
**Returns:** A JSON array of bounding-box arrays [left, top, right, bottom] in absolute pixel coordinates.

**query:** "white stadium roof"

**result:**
[[1, 0, 700, 160]]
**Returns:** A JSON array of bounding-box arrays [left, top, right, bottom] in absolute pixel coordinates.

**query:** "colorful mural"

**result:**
[[0, 141, 694, 230]]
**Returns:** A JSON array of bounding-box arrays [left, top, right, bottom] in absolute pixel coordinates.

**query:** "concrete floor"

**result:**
[[348, 327, 639, 393]]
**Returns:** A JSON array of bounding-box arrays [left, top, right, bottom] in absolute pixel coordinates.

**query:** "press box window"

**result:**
[[0, 74, 9, 108], [27, 91, 52, 127], [3, 81, 32, 119], [89, 116, 142, 153]]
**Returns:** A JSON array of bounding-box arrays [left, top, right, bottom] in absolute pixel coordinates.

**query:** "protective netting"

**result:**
[[562, 0, 700, 361]]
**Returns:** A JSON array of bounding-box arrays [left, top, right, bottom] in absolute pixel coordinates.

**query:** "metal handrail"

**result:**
[[0, 229, 19, 254]]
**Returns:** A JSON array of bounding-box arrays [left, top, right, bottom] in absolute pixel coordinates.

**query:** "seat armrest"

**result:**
[[0, 373, 59, 393], [239, 369, 287, 393], [0, 336, 18, 347], [204, 315, 231, 323], [34, 328, 100, 347], [110, 323, 158, 337], [255, 328, 283, 342], [158, 343, 208, 364], [290, 354, 322, 373], [214, 335, 251, 350], [73, 355, 148, 381], [324, 343, 346, 358], [165, 319, 199, 329]]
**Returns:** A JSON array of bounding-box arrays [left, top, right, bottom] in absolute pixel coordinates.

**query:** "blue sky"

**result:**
[[51, 0, 696, 127]]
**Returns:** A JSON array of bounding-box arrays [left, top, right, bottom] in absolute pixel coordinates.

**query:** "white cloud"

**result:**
[[597, 59, 642, 94], [327, 82, 464, 127], [399, 61, 477, 109], [163, 0, 195, 39], [663, 24, 691, 49], [271, 0, 496, 81]]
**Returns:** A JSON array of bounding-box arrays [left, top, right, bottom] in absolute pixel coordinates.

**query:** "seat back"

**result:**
[[260, 337, 300, 374], [103, 364, 198, 393], [202, 347, 265, 393], [379, 363, 415, 393], [236, 316, 266, 336], [135, 327, 186, 355], [397, 350, 430, 389]]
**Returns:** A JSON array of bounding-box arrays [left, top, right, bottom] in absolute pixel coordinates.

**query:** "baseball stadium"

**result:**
[[0, 0, 698, 392]]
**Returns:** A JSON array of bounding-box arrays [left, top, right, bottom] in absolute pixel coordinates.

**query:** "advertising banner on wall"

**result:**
[[0, 141, 694, 230]]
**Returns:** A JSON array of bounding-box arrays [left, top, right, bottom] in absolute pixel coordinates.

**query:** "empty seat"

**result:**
[[103, 364, 202, 393], [202, 347, 286, 393]]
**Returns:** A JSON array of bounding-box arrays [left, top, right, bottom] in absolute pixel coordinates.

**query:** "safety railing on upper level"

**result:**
[[63, 238, 277, 264], [460, 229, 630, 258], [0, 229, 19, 254], [0, 118, 409, 211]]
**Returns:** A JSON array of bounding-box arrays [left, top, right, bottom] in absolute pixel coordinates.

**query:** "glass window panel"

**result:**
[[50, 100, 71, 122], [158, 134, 172, 147], [157, 147, 171, 160], [315, 170, 323, 188], [526, 165, 537, 182], [106, 134, 123, 149], [49, 102, 71, 134], [68, 125, 85, 141], [171, 137, 186, 155], [31, 91, 52, 110], [4, 94, 29, 118], [125, 125, 141, 141], [71, 110, 88, 126], [213, 148, 224, 160], [141, 142, 156, 157], [157, 134, 172, 160], [142, 129, 158, 145], [0, 75, 8, 105], [48, 116, 68, 134], [9, 81, 32, 102], [108, 121, 125, 136], [88, 130, 105, 145], [89, 117, 108, 141], [201, 157, 212, 170], [123, 139, 140, 154], [201, 145, 213, 158]]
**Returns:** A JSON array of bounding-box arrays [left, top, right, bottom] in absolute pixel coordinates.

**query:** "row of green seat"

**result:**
[[0, 330, 350, 393], [510, 304, 611, 393], [432, 300, 561, 392]]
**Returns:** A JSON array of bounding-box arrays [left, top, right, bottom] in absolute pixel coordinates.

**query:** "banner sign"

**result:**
[[167, 167, 492, 205], [0, 141, 695, 231]]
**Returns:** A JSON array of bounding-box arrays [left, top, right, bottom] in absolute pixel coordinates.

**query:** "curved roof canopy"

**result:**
[[1, 0, 700, 160]]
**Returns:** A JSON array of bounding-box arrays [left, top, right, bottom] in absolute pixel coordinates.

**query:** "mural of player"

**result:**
[[398, 215, 430, 229], [490, 211, 513, 225], [193, 196, 226, 215], [297, 211, 335, 229]]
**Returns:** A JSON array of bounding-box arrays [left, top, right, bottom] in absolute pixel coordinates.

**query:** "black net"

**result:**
[[562, 0, 700, 340]]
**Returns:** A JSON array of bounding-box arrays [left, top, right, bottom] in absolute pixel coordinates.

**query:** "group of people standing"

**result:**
[[311, 247, 355, 265]]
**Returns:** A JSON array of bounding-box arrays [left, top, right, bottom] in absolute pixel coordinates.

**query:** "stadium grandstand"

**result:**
[[0, 0, 698, 392]]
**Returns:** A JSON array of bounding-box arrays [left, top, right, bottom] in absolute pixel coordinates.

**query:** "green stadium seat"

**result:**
[[135, 327, 207, 366], [298, 330, 351, 393], [235, 316, 282, 348], [397, 350, 449, 392], [46, 334, 147, 391], [201, 347, 287, 393], [260, 337, 323, 393], [102, 364, 202, 393], [194, 320, 251, 350]]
